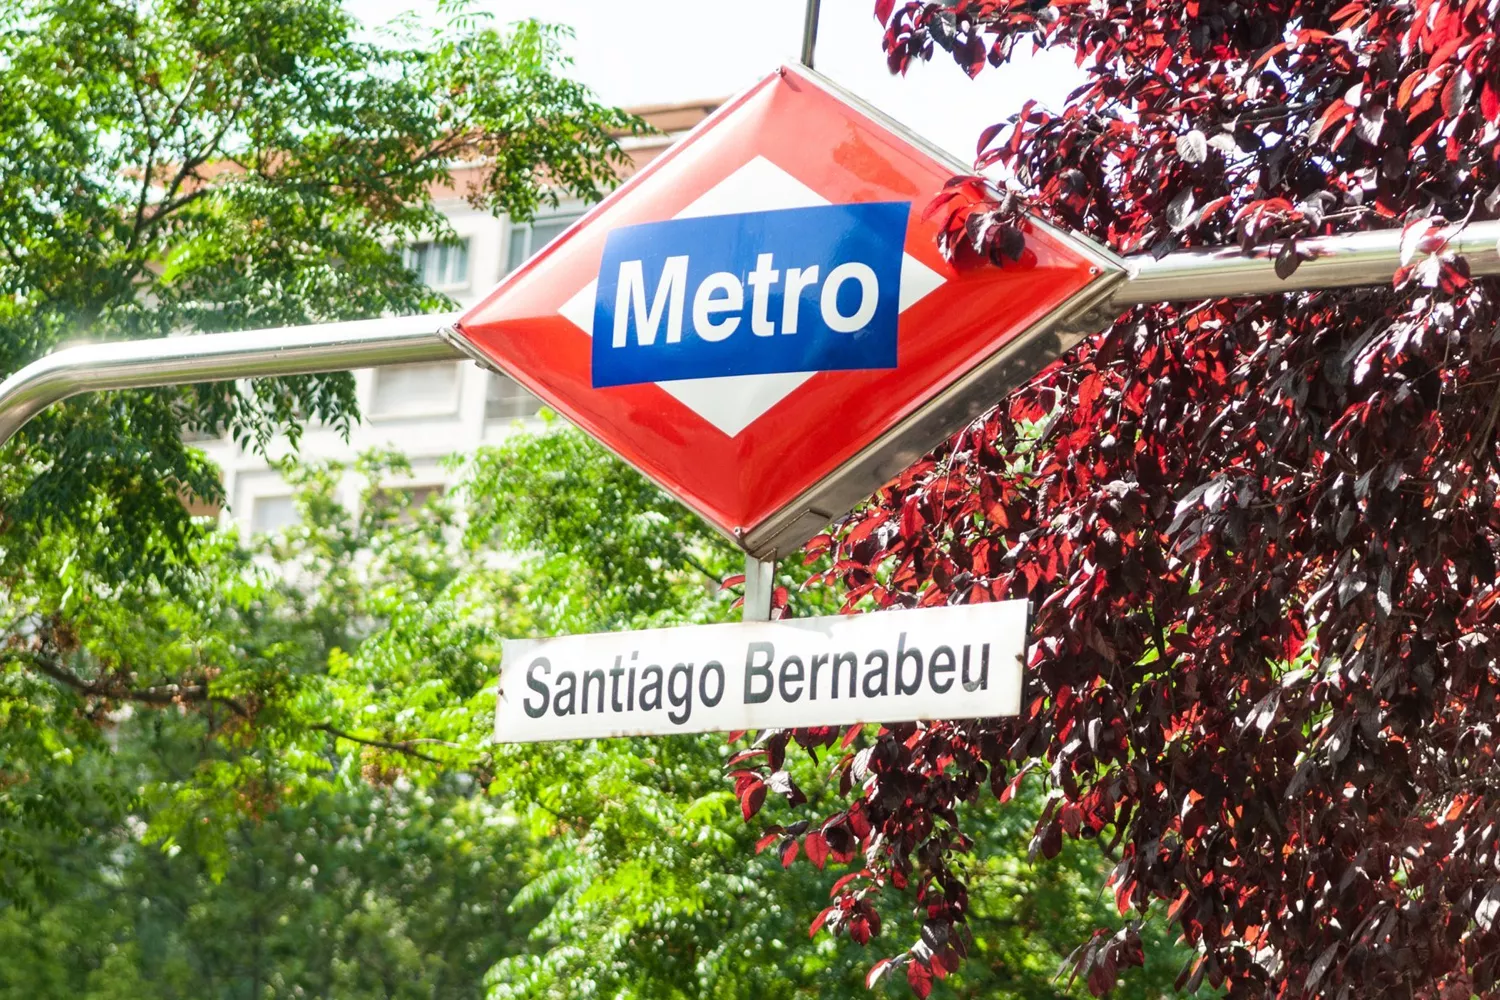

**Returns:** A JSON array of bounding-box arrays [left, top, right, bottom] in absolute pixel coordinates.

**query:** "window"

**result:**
[[369, 484, 446, 524], [485, 372, 541, 421], [179, 486, 222, 519], [505, 214, 582, 274], [404, 484, 445, 509], [369, 362, 461, 419], [251, 495, 298, 534], [403, 238, 470, 290]]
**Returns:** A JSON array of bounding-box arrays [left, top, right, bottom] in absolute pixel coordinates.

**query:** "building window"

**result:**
[[505, 214, 582, 274], [485, 373, 542, 421], [369, 362, 461, 420], [250, 495, 298, 535], [179, 484, 222, 519], [404, 238, 471, 291], [369, 484, 446, 524]]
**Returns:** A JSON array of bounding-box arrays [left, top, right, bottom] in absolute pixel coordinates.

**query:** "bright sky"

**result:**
[[345, 0, 1080, 164]]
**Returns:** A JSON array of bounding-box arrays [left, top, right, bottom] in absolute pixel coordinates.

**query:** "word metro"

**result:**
[[495, 601, 1027, 743], [591, 202, 910, 387]]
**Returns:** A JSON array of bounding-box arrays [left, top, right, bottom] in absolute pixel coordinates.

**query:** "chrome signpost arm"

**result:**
[[0, 314, 462, 446], [4, 222, 1499, 450], [4, 229, 1500, 623], [1109, 223, 1500, 305]]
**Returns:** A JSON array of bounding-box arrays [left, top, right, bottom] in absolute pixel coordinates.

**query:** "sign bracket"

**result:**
[[743, 555, 777, 622]]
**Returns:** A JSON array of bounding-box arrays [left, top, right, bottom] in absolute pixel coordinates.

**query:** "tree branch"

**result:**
[[310, 723, 445, 764], [127, 93, 246, 267], [19, 641, 251, 718], [679, 550, 725, 586], [28, 650, 206, 706]]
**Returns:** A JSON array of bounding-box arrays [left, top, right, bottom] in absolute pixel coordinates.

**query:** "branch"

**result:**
[[159, 61, 204, 149], [130, 93, 246, 259], [28, 651, 206, 706], [310, 723, 445, 764], [679, 550, 726, 586], [1438, 374, 1500, 518], [128, 141, 159, 254], [19, 642, 250, 718], [1233, 99, 1321, 125]]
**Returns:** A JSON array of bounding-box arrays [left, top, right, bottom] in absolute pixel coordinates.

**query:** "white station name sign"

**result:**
[[495, 601, 1028, 743]]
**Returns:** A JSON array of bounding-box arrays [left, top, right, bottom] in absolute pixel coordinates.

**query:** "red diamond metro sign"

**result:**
[[450, 65, 1124, 559]]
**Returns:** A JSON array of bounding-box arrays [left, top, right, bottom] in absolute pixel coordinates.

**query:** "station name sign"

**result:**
[[495, 601, 1028, 743]]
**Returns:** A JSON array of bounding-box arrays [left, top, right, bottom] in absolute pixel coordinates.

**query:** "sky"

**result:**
[[345, 0, 1081, 164]]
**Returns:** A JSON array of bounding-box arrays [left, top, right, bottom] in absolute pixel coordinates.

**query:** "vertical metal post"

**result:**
[[743, 555, 777, 622], [800, 0, 821, 69]]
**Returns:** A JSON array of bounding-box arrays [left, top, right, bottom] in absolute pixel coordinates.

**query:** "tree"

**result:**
[[734, 1, 1500, 997], [0, 773, 536, 1000], [465, 427, 1189, 1000], [1, 425, 1189, 998], [0, 0, 634, 584], [0, 0, 631, 896]]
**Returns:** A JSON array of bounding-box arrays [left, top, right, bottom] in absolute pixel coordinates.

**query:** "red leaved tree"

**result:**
[[733, 0, 1500, 996]]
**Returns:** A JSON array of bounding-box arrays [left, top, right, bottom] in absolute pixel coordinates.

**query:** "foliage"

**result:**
[[732, 1, 1500, 997], [0, 766, 532, 1000], [0, 0, 636, 584], [2, 427, 1186, 997]]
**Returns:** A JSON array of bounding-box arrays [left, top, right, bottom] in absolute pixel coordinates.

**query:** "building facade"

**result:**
[[195, 100, 718, 535]]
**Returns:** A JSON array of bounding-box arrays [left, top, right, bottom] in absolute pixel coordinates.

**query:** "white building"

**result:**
[[193, 100, 719, 535]]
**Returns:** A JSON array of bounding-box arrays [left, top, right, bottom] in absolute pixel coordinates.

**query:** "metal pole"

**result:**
[[800, 0, 821, 69], [0, 313, 461, 446], [743, 556, 777, 621], [1108, 220, 1500, 307], [4, 220, 1500, 452]]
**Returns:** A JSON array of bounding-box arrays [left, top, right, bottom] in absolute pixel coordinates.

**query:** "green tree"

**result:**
[[0, 427, 1189, 997], [0, 0, 632, 899], [0, 0, 635, 584]]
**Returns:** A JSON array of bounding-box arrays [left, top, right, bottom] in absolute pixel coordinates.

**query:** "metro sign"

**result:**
[[452, 65, 1125, 559]]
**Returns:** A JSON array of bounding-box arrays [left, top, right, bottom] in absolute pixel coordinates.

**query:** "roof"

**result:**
[[431, 97, 722, 205], [630, 99, 722, 136], [143, 98, 725, 213]]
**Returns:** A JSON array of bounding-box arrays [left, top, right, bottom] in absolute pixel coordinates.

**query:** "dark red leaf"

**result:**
[[976, 121, 1006, 157], [810, 905, 835, 937], [739, 780, 766, 821], [1274, 238, 1302, 279], [804, 831, 830, 869], [907, 960, 933, 998]]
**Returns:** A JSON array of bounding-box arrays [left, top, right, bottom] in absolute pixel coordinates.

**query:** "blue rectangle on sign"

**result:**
[[590, 202, 911, 388]]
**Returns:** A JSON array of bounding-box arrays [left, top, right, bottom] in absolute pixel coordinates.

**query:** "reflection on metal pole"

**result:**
[[0, 313, 462, 447], [800, 0, 821, 69]]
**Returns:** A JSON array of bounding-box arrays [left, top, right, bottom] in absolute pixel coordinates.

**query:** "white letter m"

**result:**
[[612, 256, 688, 348]]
